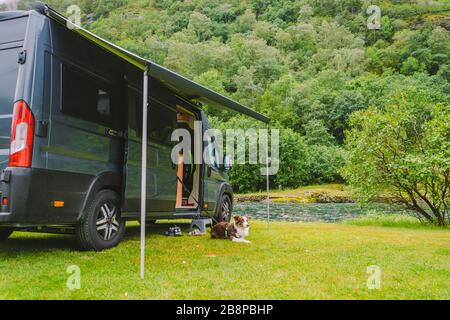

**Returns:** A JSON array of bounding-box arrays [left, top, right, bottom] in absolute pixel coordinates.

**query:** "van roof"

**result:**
[[32, 3, 270, 123], [0, 11, 29, 21]]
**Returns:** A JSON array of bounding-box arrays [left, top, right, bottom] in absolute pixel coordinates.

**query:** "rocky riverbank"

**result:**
[[235, 184, 397, 204], [235, 192, 354, 203]]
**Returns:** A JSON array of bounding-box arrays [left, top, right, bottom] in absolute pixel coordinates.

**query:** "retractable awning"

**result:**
[[40, 3, 270, 123]]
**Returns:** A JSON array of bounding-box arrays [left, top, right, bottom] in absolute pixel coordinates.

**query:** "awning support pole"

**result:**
[[266, 126, 270, 230], [140, 66, 149, 279]]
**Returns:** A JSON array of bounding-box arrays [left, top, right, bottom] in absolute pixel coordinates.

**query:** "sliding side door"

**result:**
[[123, 88, 177, 215]]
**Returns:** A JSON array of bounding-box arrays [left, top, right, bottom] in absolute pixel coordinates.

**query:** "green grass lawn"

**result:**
[[0, 220, 448, 300]]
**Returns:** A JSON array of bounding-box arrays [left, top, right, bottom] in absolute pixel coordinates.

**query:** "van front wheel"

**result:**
[[76, 190, 125, 251], [0, 228, 13, 241], [215, 194, 232, 224]]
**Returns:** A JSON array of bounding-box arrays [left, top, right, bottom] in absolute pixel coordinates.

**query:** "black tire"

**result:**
[[0, 228, 13, 241], [76, 190, 125, 251], [214, 194, 232, 224]]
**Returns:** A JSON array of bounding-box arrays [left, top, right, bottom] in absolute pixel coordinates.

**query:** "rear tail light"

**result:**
[[9, 100, 35, 167]]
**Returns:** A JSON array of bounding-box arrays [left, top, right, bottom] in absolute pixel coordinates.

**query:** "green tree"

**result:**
[[427, 27, 450, 75], [259, 74, 299, 130], [274, 129, 311, 189], [400, 56, 425, 75], [306, 144, 346, 183], [234, 9, 256, 33], [188, 11, 213, 41], [303, 120, 335, 146], [343, 100, 450, 226], [298, 5, 313, 22]]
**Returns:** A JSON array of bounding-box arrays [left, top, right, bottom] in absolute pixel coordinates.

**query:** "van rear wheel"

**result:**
[[0, 228, 13, 241], [76, 190, 125, 251]]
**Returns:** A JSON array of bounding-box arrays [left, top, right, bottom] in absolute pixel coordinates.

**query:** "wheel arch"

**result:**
[[78, 171, 122, 221]]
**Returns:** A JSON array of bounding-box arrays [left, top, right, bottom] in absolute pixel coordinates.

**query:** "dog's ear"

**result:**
[[233, 216, 240, 222]]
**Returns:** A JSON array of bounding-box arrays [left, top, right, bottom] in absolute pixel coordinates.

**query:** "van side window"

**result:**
[[135, 99, 176, 146], [202, 116, 221, 169], [61, 65, 113, 127], [207, 136, 222, 170]]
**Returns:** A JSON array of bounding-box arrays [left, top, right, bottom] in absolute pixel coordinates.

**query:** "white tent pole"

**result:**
[[266, 126, 270, 230], [140, 67, 149, 279]]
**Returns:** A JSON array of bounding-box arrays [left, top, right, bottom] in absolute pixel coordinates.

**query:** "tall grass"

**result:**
[[346, 211, 448, 229]]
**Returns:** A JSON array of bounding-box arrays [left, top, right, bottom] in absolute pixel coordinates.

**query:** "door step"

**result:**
[[173, 211, 201, 217], [190, 218, 212, 234]]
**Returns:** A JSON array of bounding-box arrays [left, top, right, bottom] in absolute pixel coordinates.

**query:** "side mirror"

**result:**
[[223, 155, 232, 172]]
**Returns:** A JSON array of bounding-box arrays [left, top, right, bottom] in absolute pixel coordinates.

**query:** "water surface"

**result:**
[[234, 202, 411, 223]]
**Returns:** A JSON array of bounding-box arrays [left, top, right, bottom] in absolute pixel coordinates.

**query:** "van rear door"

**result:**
[[0, 47, 21, 168], [0, 15, 28, 169]]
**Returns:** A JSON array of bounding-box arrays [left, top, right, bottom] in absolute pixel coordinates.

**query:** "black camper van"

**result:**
[[0, 4, 268, 250]]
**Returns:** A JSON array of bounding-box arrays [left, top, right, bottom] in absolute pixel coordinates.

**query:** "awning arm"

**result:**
[[266, 125, 270, 230], [140, 66, 149, 279]]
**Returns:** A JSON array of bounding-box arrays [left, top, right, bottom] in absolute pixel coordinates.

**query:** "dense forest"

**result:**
[[6, 0, 450, 194]]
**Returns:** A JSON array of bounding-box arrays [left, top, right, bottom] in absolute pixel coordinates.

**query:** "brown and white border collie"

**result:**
[[211, 216, 251, 243]]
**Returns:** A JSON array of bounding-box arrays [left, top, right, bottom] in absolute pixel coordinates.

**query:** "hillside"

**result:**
[[10, 0, 450, 193]]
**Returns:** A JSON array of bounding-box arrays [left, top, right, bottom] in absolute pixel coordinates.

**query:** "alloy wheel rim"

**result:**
[[96, 203, 120, 241], [221, 199, 231, 222]]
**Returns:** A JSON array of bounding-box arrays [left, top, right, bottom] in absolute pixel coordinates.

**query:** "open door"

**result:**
[[175, 108, 200, 211]]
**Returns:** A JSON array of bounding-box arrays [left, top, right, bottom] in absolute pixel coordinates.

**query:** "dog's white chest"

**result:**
[[236, 226, 249, 238]]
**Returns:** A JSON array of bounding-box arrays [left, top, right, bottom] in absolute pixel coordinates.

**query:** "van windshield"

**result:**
[[0, 47, 20, 167]]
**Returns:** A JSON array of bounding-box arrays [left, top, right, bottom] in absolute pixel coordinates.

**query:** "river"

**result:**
[[234, 202, 411, 223]]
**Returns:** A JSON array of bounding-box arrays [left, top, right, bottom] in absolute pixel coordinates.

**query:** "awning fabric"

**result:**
[[42, 4, 270, 123]]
